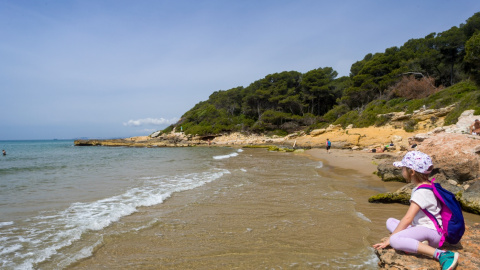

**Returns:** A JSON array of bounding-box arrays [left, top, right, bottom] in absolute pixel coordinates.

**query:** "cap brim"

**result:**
[[393, 161, 404, 168], [423, 169, 433, 174]]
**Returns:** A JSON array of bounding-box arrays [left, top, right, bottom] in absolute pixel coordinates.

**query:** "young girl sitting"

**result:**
[[373, 151, 459, 270]]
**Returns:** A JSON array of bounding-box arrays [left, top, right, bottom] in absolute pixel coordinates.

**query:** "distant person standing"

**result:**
[[2, 149, 6, 156], [326, 139, 331, 154]]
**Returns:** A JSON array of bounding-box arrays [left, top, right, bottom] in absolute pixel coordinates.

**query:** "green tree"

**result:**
[[400, 33, 443, 84], [341, 47, 405, 108], [463, 12, 480, 38], [300, 67, 338, 115], [435, 26, 467, 86], [242, 71, 302, 119], [464, 32, 480, 85], [208, 86, 244, 116], [350, 53, 373, 77]]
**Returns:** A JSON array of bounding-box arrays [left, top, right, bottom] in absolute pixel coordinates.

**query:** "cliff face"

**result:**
[[286, 105, 470, 150]]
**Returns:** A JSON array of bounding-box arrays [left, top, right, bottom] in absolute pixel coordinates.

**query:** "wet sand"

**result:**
[[66, 148, 480, 269], [305, 149, 408, 244]]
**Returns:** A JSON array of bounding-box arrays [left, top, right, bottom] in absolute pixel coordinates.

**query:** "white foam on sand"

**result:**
[[0, 169, 229, 270]]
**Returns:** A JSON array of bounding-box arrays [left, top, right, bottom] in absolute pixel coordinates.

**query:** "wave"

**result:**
[[356, 211, 372, 222], [0, 169, 229, 270], [213, 152, 239, 160], [0, 221, 14, 228]]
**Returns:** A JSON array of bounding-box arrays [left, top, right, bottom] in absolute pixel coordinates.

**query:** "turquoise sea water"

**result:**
[[0, 140, 239, 269], [0, 140, 381, 269]]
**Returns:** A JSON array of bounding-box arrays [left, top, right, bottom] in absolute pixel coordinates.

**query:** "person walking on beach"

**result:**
[[326, 139, 331, 154], [373, 151, 461, 270]]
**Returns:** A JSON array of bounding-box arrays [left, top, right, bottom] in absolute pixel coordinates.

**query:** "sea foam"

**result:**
[[0, 169, 229, 270], [213, 152, 239, 160]]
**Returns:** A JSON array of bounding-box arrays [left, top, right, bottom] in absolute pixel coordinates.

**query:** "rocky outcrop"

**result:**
[[372, 132, 480, 214], [446, 109, 480, 134], [418, 133, 480, 183], [376, 132, 480, 182], [368, 183, 414, 205], [74, 133, 200, 147], [289, 106, 471, 150], [377, 104, 456, 131], [75, 131, 290, 148], [460, 180, 480, 215], [375, 223, 480, 269]]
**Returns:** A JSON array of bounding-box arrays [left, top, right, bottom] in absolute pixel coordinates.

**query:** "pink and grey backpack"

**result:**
[[417, 178, 465, 247]]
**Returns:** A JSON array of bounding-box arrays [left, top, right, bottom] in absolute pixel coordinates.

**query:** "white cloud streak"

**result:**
[[123, 117, 179, 127]]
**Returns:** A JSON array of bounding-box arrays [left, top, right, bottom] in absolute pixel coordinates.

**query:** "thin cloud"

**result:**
[[123, 117, 178, 127]]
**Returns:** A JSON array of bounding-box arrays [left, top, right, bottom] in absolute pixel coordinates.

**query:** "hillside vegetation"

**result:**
[[162, 12, 480, 137]]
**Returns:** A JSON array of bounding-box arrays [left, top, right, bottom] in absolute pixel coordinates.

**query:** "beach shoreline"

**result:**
[[306, 148, 380, 176]]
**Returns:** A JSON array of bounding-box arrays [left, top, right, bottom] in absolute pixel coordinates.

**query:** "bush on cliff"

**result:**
[[436, 81, 480, 125], [336, 81, 480, 130]]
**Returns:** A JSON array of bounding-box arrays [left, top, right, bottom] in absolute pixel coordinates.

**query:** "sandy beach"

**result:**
[[66, 148, 480, 269]]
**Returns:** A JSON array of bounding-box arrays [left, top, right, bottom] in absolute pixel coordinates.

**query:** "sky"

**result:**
[[1, 0, 480, 140]]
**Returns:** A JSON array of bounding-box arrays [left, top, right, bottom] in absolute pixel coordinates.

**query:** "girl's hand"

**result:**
[[373, 238, 390, 250]]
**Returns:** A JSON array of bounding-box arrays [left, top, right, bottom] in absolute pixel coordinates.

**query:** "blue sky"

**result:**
[[1, 0, 479, 140]]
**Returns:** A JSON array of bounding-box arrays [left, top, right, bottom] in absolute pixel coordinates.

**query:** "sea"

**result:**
[[0, 140, 403, 269]]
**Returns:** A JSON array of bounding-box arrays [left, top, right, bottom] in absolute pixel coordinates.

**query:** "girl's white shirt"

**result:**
[[410, 187, 442, 231]]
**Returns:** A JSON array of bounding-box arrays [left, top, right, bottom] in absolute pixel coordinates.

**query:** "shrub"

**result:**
[[375, 115, 390, 126], [403, 119, 418, 132], [334, 110, 360, 127], [323, 104, 351, 122], [391, 75, 442, 99], [161, 125, 174, 134]]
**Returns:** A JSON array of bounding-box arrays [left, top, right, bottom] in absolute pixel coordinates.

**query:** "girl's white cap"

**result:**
[[393, 151, 433, 174]]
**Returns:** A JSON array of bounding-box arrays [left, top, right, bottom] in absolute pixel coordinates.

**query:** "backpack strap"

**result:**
[[416, 181, 446, 246]]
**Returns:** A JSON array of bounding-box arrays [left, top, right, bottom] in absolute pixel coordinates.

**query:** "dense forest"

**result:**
[[162, 12, 480, 137]]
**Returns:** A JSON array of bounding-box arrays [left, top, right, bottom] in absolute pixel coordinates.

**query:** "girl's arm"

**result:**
[[373, 202, 421, 249], [392, 201, 420, 234]]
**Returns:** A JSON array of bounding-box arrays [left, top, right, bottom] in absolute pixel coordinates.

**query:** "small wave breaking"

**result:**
[[0, 169, 229, 270], [213, 152, 239, 160]]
